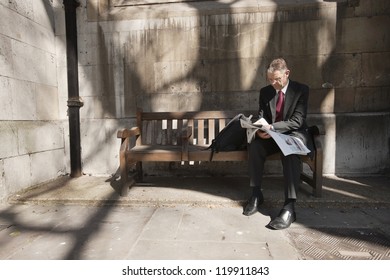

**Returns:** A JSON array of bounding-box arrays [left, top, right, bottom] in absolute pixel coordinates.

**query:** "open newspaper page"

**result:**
[[240, 116, 310, 156]]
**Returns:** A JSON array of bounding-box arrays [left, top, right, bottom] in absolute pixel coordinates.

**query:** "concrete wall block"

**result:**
[[100, 31, 124, 66], [198, 91, 258, 112], [334, 88, 355, 113], [62, 120, 71, 173], [80, 118, 122, 175], [152, 27, 199, 62], [53, 0, 66, 36], [124, 61, 153, 99], [264, 20, 336, 57], [32, 0, 55, 30], [154, 60, 210, 94], [0, 76, 13, 120], [36, 84, 60, 120], [10, 79, 37, 121], [361, 52, 390, 87], [308, 88, 335, 114], [0, 6, 24, 40], [79, 65, 105, 97], [0, 160, 5, 202], [79, 63, 124, 102], [79, 96, 94, 119], [122, 31, 144, 64], [337, 15, 390, 53], [58, 96, 68, 121], [352, 0, 390, 17], [204, 24, 242, 60], [307, 113, 336, 175], [3, 154, 32, 194], [334, 86, 390, 114], [335, 112, 390, 174], [79, 96, 115, 119], [354, 87, 390, 112], [0, 2, 55, 53], [244, 58, 265, 91], [236, 24, 268, 60], [92, 95, 118, 119], [0, 122, 19, 158], [4, 0, 34, 20], [81, 64, 126, 118], [0, 34, 13, 77], [17, 121, 65, 155], [57, 65, 68, 98], [12, 40, 57, 86], [320, 53, 361, 89], [78, 32, 100, 66], [176, 92, 204, 112], [148, 92, 202, 112], [25, 21, 56, 54], [55, 36, 67, 68], [209, 58, 254, 92], [30, 149, 65, 186], [86, 0, 99, 22], [123, 29, 159, 64]]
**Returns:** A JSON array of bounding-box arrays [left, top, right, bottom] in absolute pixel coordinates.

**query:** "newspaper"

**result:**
[[239, 116, 310, 156]]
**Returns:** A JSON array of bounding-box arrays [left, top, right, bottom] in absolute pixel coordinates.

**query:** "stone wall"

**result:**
[[73, 0, 389, 177], [0, 0, 66, 202], [1, 0, 389, 201]]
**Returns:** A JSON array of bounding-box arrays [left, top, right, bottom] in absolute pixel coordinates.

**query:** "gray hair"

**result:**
[[267, 58, 288, 74]]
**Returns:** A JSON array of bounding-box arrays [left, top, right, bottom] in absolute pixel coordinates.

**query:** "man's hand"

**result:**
[[257, 130, 271, 139], [256, 124, 274, 139]]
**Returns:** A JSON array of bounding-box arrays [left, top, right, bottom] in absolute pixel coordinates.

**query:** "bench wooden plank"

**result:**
[[166, 119, 173, 144], [208, 119, 215, 146]]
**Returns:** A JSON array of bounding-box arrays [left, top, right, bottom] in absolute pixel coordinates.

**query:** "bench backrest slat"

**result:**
[[137, 110, 255, 146], [208, 119, 215, 145]]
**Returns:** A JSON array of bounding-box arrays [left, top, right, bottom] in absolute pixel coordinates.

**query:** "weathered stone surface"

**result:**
[[337, 16, 390, 53], [361, 52, 390, 87], [0, 122, 19, 159], [335, 113, 390, 174]]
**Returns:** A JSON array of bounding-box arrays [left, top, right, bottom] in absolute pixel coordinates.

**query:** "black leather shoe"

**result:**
[[267, 209, 296, 230], [243, 196, 264, 216]]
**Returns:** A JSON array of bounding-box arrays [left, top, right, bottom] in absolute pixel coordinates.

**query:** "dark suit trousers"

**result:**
[[248, 137, 301, 200]]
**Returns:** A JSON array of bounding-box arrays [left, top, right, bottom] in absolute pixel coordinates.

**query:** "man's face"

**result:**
[[267, 69, 290, 91]]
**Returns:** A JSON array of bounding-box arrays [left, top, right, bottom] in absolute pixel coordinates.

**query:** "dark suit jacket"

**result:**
[[258, 80, 314, 155]]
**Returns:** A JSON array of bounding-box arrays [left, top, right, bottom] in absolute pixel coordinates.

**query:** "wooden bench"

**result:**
[[117, 109, 324, 197]]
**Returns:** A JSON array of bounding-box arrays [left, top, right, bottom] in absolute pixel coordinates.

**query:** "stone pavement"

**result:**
[[0, 175, 389, 260]]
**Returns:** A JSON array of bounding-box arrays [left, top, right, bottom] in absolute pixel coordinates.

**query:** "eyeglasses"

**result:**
[[267, 71, 288, 84]]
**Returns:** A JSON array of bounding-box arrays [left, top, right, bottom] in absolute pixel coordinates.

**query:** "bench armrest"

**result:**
[[309, 125, 326, 136], [117, 127, 141, 139]]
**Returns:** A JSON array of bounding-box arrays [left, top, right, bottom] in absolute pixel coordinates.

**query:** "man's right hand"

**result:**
[[257, 130, 271, 139]]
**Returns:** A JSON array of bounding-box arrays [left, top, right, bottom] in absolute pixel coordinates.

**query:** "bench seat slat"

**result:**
[[128, 145, 182, 162]]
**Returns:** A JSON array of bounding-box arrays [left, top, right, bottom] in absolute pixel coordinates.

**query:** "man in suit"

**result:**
[[243, 58, 314, 230]]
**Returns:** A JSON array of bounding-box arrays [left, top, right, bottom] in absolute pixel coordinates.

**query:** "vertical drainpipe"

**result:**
[[64, 0, 83, 177]]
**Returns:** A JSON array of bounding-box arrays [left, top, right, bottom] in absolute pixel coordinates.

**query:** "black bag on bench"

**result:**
[[207, 114, 247, 161]]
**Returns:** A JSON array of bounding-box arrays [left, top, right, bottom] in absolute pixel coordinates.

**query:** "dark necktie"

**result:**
[[275, 90, 284, 122]]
